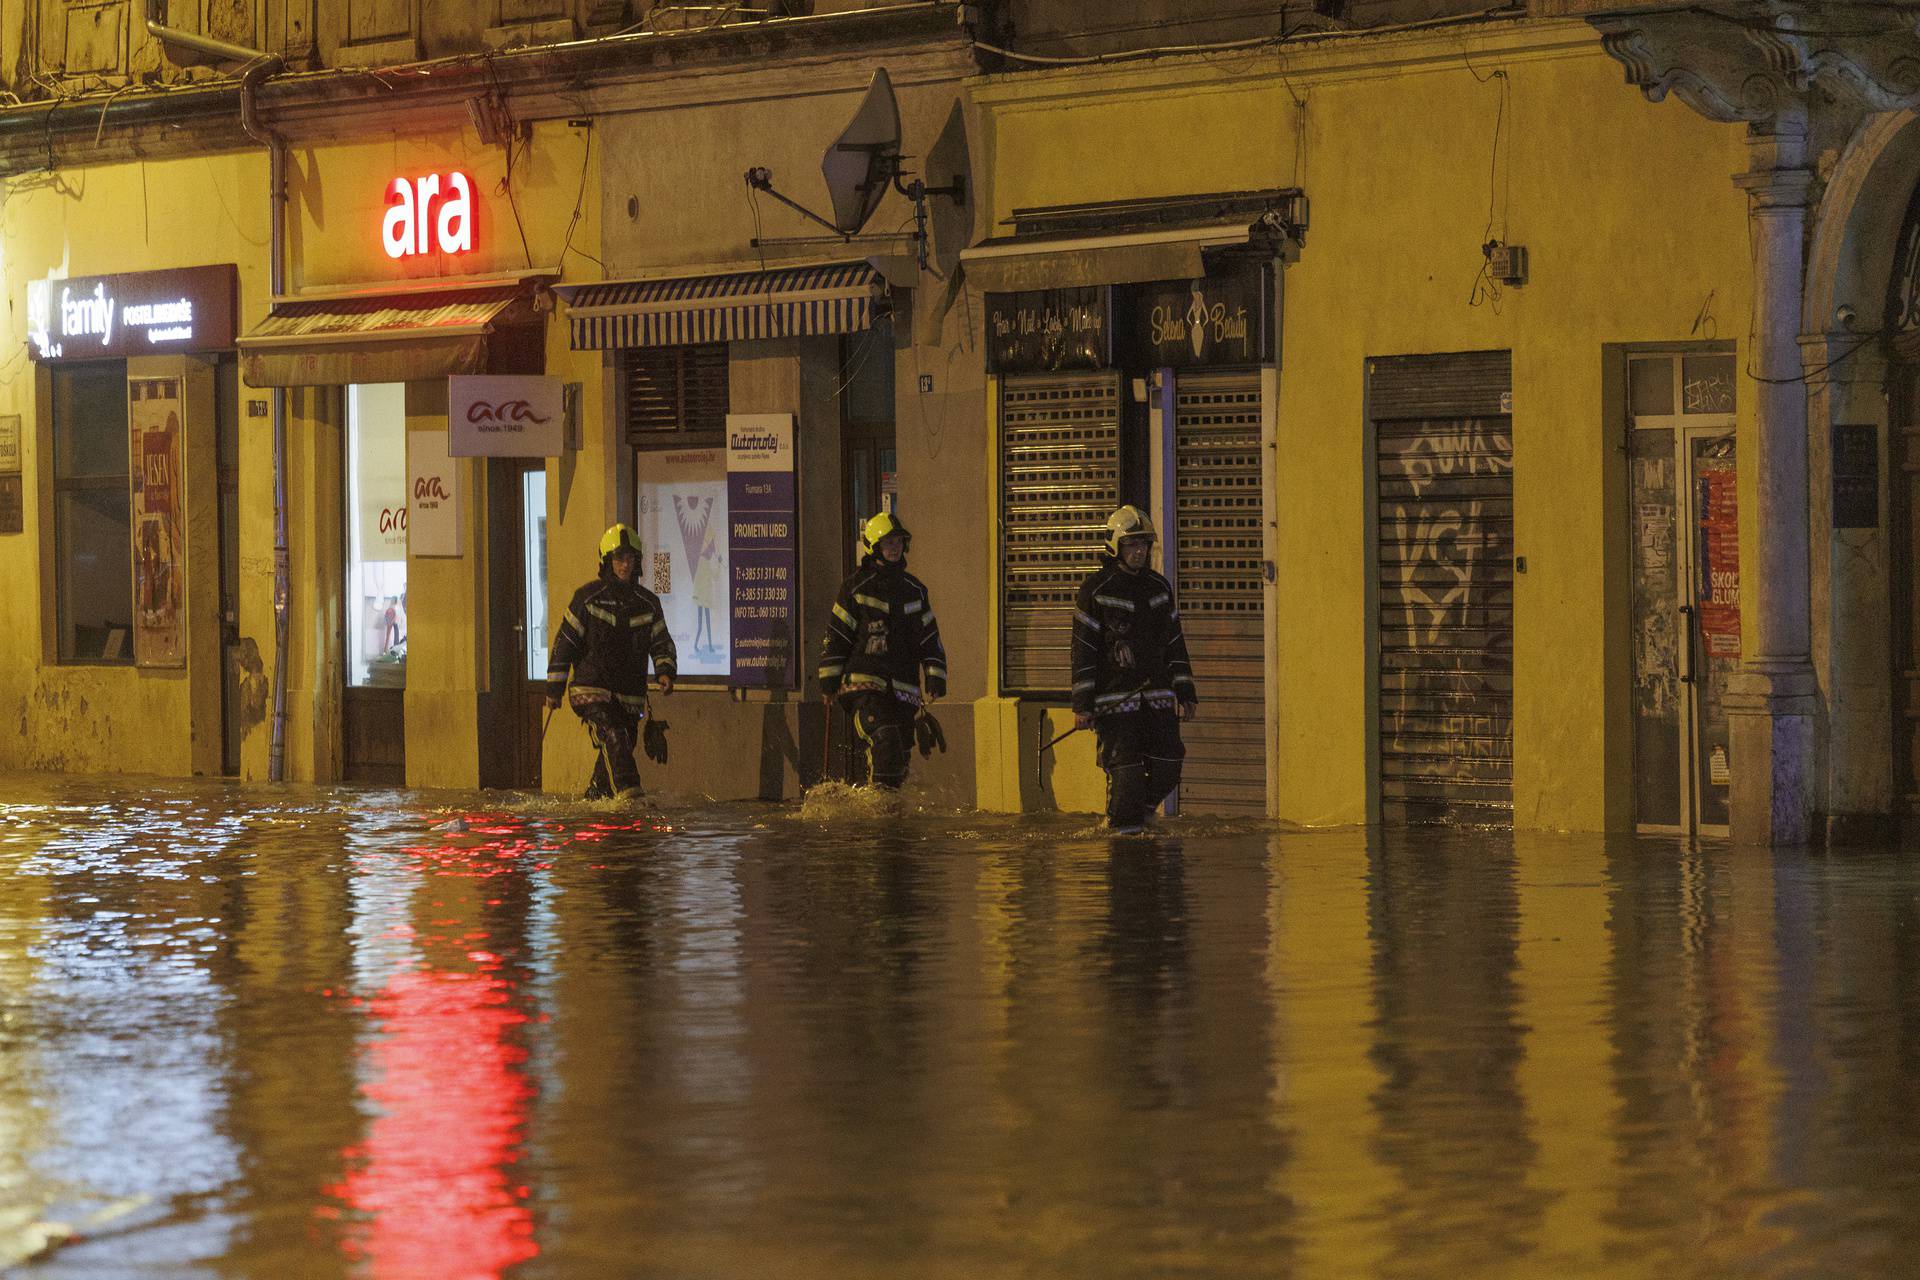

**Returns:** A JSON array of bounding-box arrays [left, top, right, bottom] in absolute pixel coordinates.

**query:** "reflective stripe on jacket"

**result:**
[[817, 555, 947, 704], [1070, 557, 1196, 717], [547, 566, 677, 709]]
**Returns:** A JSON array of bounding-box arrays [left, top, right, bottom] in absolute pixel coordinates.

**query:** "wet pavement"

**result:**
[[0, 773, 1917, 1278]]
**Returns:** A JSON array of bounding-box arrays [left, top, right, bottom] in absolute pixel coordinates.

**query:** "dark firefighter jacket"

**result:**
[[1070, 556, 1198, 717], [817, 554, 947, 704], [546, 565, 678, 712]]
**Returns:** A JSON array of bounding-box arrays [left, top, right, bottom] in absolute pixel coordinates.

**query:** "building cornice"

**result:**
[[967, 14, 1605, 106], [1589, 1, 1920, 124], [0, 4, 973, 177]]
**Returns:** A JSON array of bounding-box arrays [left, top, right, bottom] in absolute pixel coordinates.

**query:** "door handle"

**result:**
[[1678, 604, 1696, 685]]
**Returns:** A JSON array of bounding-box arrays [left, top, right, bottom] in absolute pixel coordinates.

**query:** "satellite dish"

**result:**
[[742, 65, 961, 267], [823, 68, 902, 236]]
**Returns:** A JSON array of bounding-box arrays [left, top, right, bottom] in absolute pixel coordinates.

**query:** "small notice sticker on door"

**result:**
[[1710, 745, 1730, 786]]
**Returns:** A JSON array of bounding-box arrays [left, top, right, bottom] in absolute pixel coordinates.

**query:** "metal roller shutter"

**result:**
[[1370, 351, 1514, 826], [1001, 372, 1122, 695], [1173, 371, 1267, 816]]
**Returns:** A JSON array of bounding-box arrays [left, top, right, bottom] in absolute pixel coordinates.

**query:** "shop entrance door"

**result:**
[[342, 383, 407, 785], [1169, 370, 1267, 816], [1627, 354, 1740, 835], [482, 458, 550, 789]]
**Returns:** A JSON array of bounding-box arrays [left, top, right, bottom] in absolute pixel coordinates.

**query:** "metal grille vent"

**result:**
[[1173, 371, 1266, 816], [623, 343, 728, 441], [1174, 376, 1264, 616], [1000, 372, 1121, 695]]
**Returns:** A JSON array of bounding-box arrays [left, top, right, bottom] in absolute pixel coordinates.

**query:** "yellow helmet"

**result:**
[[860, 510, 912, 556], [599, 523, 642, 560], [1103, 505, 1156, 556]]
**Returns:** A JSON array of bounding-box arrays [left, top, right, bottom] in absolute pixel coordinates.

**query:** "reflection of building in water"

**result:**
[[0, 870, 53, 1267], [1363, 831, 1551, 1271]]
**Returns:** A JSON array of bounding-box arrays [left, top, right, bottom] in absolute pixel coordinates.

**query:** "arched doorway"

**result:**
[[1886, 175, 1920, 817], [1801, 110, 1920, 832]]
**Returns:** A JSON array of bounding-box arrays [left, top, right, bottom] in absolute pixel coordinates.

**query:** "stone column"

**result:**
[[1592, 0, 1920, 843], [1726, 113, 1819, 846]]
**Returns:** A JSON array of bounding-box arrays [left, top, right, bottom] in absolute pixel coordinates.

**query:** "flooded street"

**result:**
[[1, 774, 1917, 1278]]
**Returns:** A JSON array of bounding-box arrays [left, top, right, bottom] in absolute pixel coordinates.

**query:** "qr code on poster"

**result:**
[[653, 552, 671, 595]]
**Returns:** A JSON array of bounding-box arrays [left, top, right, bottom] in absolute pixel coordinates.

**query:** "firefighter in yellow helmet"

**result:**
[[545, 524, 677, 799], [817, 511, 947, 789], [1071, 505, 1198, 833]]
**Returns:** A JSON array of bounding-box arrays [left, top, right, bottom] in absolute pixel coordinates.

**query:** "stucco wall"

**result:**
[[974, 20, 1754, 830], [0, 151, 273, 777], [569, 52, 987, 804]]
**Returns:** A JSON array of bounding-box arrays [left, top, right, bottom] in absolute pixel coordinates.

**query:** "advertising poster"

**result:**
[[406, 431, 462, 558], [635, 448, 729, 680], [726, 414, 798, 689], [0, 414, 19, 536], [1697, 462, 1741, 658], [130, 377, 185, 668]]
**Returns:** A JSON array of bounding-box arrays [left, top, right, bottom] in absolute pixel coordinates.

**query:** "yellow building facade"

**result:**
[[6, 5, 1920, 842], [967, 17, 1757, 833]]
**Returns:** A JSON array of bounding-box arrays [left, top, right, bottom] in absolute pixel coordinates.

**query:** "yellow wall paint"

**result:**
[[402, 380, 483, 790], [0, 153, 272, 777], [288, 121, 594, 289], [977, 24, 1753, 830]]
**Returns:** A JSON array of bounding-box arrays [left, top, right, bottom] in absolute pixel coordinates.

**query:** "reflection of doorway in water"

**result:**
[[1626, 353, 1738, 836]]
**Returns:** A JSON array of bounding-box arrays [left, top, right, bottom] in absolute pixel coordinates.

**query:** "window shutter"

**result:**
[[999, 371, 1122, 696], [623, 344, 728, 442]]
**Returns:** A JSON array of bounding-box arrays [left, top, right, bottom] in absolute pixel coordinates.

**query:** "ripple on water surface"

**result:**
[[1, 773, 1919, 1278]]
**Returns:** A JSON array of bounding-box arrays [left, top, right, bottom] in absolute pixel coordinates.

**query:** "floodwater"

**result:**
[[0, 775, 1917, 1279]]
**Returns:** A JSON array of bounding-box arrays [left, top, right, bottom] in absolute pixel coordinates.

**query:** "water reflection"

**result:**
[[327, 807, 541, 1277], [2, 778, 1920, 1277]]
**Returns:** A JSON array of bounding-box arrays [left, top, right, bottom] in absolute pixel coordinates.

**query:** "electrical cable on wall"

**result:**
[[1466, 60, 1510, 311], [560, 124, 607, 276]]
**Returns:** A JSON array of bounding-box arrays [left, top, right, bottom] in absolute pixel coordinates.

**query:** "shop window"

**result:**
[[841, 316, 897, 571], [51, 360, 134, 663], [622, 343, 733, 681], [634, 445, 730, 682], [622, 344, 728, 445], [346, 384, 409, 689]]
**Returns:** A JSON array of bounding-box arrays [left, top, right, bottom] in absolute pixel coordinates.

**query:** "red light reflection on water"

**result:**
[[328, 966, 537, 1277]]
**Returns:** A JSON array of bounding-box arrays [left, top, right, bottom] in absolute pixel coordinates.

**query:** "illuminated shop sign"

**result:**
[[382, 172, 475, 260], [26, 264, 238, 361]]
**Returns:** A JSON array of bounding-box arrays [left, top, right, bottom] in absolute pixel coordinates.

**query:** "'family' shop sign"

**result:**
[[26, 265, 237, 361]]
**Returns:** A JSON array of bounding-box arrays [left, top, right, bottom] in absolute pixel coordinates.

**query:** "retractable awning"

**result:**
[[239, 283, 541, 387], [556, 260, 887, 350], [960, 222, 1277, 295]]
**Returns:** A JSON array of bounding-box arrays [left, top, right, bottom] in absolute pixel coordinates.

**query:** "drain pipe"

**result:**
[[143, 22, 290, 780], [238, 58, 291, 783]]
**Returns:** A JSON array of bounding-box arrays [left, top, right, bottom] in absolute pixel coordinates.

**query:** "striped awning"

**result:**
[[557, 261, 886, 350], [239, 285, 537, 387]]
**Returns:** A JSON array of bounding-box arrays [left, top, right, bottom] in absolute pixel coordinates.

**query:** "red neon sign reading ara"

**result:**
[[382, 172, 475, 260]]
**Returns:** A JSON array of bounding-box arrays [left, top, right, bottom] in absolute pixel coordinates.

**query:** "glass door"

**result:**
[[1628, 354, 1737, 835], [342, 383, 408, 784]]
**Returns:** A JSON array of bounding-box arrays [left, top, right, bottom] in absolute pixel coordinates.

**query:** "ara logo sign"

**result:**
[[381, 172, 475, 259], [448, 376, 566, 457]]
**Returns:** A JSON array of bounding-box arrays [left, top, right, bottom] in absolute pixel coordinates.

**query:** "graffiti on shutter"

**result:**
[[1371, 351, 1514, 826]]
